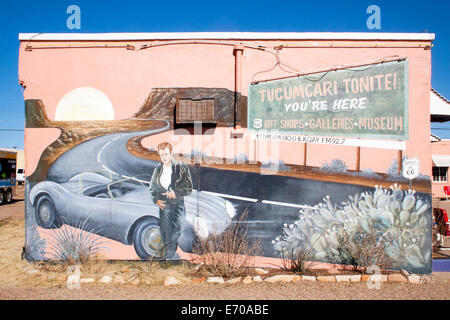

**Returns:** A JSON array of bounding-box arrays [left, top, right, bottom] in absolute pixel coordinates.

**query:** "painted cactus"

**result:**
[[272, 184, 431, 273]]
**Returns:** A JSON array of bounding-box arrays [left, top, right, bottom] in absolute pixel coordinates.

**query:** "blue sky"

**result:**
[[0, 0, 449, 148]]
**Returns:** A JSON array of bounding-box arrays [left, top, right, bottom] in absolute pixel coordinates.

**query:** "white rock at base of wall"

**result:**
[[80, 278, 95, 284], [66, 274, 81, 288], [164, 276, 185, 287], [206, 277, 225, 284], [335, 275, 351, 282], [407, 274, 421, 284], [368, 274, 388, 282], [99, 275, 113, 284], [114, 275, 125, 284], [27, 269, 40, 275], [350, 275, 361, 283]]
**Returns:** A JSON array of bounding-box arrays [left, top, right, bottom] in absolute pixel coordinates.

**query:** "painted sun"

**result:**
[[55, 87, 115, 121]]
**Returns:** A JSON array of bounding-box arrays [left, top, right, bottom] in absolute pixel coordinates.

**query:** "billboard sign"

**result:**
[[248, 60, 408, 140]]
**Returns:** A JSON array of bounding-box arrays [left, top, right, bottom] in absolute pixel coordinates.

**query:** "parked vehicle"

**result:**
[[0, 150, 16, 205], [16, 168, 25, 185], [29, 172, 236, 259]]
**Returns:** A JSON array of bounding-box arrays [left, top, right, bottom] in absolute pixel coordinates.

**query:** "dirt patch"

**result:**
[[1, 279, 449, 300]]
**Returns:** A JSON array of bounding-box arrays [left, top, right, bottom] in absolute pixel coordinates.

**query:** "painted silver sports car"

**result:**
[[29, 172, 235, 259]]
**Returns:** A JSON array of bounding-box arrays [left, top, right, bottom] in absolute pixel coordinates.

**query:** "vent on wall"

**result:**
[[176, 98, 216, 123]]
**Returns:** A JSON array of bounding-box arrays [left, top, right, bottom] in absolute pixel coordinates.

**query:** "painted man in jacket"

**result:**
[[150, 142, 193, 259]]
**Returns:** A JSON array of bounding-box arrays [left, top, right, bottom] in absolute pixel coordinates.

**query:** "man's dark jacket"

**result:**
[[150, 160, 193, 203]]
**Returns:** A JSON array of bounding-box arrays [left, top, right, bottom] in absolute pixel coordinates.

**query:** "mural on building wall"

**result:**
[[25, 81, 432, 273]]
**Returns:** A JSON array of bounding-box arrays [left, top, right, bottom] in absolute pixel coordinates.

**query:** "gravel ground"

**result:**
[[1, 185, 449, 300], [0, 280, 449, 300]]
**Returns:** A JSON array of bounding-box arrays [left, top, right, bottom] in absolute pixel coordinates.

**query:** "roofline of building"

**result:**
[[0, 149, 18, 154], [431, 133, 442, 141], [432, 88, 450, 104], [18, 32, 436, 42]]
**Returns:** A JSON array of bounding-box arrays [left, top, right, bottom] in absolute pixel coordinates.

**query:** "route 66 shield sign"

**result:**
[[253, 119, 262, 129], [402, 158, 420, 180]]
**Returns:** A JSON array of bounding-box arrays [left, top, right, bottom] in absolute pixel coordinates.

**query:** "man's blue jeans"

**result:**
[[159, 200, 185, 259]]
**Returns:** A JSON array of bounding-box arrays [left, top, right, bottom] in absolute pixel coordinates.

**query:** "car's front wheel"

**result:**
[[35, 194, 60, 229], [133, 218, 162, 260]]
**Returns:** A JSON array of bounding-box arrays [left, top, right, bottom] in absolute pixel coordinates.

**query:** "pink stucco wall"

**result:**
[[19, 38, 432, 177], [432, 140, 450, 198]]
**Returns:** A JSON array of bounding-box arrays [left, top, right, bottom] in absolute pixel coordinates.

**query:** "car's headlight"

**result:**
[[225, 200, 236, 218]]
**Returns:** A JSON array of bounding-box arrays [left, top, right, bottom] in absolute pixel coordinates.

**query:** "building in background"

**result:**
[[0, 148, 24, 171], [430, 89, 450, 199], [0, 149, 17, 203], [0, 148, 24, 185]]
